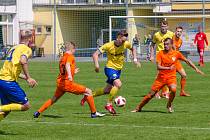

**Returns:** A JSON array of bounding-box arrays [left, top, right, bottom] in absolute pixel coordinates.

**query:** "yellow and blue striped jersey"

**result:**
[[0, 44, 32, 81], [98, 41, 132, 70]]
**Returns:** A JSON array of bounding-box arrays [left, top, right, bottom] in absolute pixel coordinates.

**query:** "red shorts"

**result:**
[[176, 61, 183, 72], [151, 76, 177, 92], [54, 82, 86, 98]]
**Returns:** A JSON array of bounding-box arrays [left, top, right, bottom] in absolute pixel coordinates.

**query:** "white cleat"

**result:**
[[91, 112, 106, 118], [167, 106, 174, 113]]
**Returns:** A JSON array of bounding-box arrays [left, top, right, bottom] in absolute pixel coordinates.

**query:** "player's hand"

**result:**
[[74, 68, 80, 74], [95, 67, 100, 73], [149, 56, 154, 63], [196, 68, 205, 76], [27, 78, 38, 88], [68, 76, 73, 81], [169, 65, 176, 70], [134, 61, 141, 68]]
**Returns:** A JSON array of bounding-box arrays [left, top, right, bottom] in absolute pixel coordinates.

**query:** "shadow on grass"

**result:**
[[0, 130, 18, 135], [42, 114, 64, 118], [138, 110, 167, 114]]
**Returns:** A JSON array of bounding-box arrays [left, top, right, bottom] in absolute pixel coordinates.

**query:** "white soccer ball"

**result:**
[[114, 96, 126, 107]]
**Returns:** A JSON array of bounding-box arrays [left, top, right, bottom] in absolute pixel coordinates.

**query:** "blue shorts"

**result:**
[[104, 67, 121, 85], [0, 80, 28, 105]]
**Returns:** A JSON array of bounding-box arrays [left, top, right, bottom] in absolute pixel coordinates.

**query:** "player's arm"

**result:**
[[157, 62, 175, 70], [92, 49, 102, 73], [182, 58, 204, 75], [20, 55, 37, 88], [204, 34, 208, 47], [150, 42, 156, 62], [194, 34, 198, 45], [130, 47, 141, 68], [65, 62, 73, 81]]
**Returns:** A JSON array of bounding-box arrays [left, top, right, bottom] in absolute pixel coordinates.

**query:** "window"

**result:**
[[45, 26, 51, 34], [36, 26, 42, 34]]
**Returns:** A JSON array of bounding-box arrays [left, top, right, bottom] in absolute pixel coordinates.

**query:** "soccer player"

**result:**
[[80, 30, 141, 114], [194, 26, 208, 67], [150, 20, 174, 98], [173, 26, 190, 97], [33, 42, 105, 118], [0, 30, 37, 121], [131, 38, 204, 113]]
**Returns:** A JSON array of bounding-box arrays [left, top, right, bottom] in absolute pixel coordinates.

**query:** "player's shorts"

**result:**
[[57, 81, 86, 96], [151, 76, 177, 92], [0, 80, 28, 105], [176, 61, 184, 72], [104, 67, 121, 85]]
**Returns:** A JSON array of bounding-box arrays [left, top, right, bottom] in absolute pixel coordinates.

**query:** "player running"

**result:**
[[80, 30, 141, 115], [33, 42, 105, 118], [173, 26, 190, 97], [131, 38, 204, 113], [150, 20, 174, 98], [0, 30, 37, 121], [194, 26, 208, 67]]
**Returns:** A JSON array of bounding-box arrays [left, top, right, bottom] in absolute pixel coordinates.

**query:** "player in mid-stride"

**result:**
[[33, 42, 105, 118], [131, 38, 204, 113], [0, 30, 37, 121], [81, 30, 141, 115]]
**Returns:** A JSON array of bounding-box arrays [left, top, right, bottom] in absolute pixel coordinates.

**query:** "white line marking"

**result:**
[[2, 120, 210, 130]]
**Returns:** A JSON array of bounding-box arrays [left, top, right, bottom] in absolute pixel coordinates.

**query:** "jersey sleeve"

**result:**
[[98, 43, 109, 53], [125, 41, 132, 50], [177, 51, 186, 61], [204, 33, 208, 46], [156, 51, 162, 64], [194, 34, 198, 44], [12, 46, 32, 65], [152, 33, 157, 44]]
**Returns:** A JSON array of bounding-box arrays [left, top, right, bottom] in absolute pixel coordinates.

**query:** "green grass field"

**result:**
[[0, 61, 210, 140]]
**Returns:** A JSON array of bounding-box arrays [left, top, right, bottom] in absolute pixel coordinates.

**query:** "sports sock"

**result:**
[[0, 104, 22, 112], [92, 88, 105, 97], [38, 99, 53, 113], [135, 93, 154, 111], [86, 95, 96, 113], [180, 77, 186, 92], [108, 86, 119, 102], [162, 86, 169, 94]]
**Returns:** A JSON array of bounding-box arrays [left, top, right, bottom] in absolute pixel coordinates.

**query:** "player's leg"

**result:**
[[33, 87, 65, 118], [200, 48, 204, 66], [66, 82, 105, 118], [167, 84, 177, 113], [0, 81, 30, 112], [197, 47, 202, 66], [131, 79, 164, 112], [177, 68, 190, 97]]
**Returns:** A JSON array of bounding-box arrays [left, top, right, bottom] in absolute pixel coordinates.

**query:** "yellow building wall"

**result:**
[[33, 9, 54, 55], [172, 3, 210, 10]]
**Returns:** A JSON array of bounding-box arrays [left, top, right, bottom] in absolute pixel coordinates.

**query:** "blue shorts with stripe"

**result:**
[[0, 80, 28, 105], [104, 67, 121, 85]]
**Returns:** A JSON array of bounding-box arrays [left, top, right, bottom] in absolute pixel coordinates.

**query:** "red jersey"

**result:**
[[194, 32, 208, 48], [156, 50, 186, 78], [57, 53, 76, 84]]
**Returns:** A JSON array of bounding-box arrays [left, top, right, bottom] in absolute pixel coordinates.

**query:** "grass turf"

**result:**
[[0, 61, 210, 140]]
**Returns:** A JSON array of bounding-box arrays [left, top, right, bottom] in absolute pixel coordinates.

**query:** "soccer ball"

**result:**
[[114, 96, 126, 107]]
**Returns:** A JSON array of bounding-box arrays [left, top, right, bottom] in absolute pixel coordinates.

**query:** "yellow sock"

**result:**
[[0, 104, 22, 112], [93, 88, 105, 97], [108, 86, 119, 102]]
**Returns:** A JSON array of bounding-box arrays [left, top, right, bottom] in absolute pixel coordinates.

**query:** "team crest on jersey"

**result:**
[[113, 74, 117, 79], [172, 56, 176, 61]]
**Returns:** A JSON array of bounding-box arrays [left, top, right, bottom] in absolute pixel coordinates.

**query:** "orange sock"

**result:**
[[181, 78, 186, 92], [86, 96, 96, 113], [38, 99, 53, 113], [136, 93, 154, 111]]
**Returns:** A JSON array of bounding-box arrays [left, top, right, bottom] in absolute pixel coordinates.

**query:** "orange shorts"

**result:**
[[55, 82, 86, 98], [176, 61, 183, 72], [151, 76, 177, 92]]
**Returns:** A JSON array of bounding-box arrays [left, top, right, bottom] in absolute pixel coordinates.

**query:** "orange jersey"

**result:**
[[156, 50, 186, 78], [57, 53, 76, 84], [173, 36, 182, 51]]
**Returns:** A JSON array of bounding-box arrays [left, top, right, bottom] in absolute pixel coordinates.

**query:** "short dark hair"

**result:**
[[117, 30, 128, 37], [176, 26, 183, 30], [161, 20, 168, 26], [164, 38, 173, 44]]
